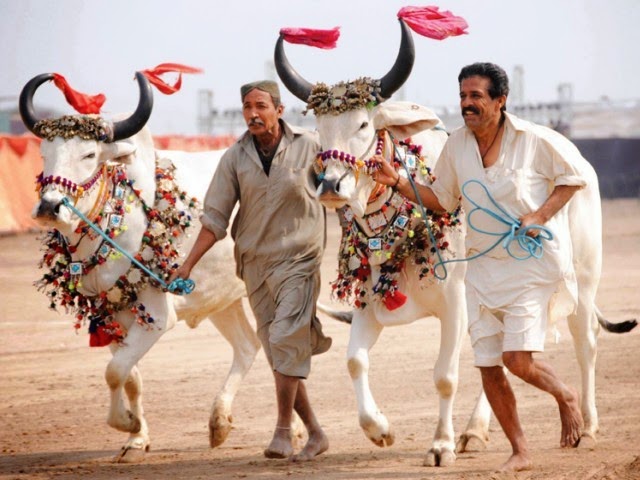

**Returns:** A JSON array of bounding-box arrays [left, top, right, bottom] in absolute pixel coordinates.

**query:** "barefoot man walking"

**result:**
[[373, 62, 584, 471]]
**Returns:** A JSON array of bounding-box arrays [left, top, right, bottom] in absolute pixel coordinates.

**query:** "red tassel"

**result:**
[[398, 6, 468, 40], [52, 73, 106, 114], [279, 27, 340, 49], [89, 325, 113, 347], [382, 290, 407, 311], [141, 63, 204, 95]]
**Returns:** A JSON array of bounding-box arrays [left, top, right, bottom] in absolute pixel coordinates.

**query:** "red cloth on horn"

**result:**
[[52, 73, 106, 114], [279, 27, 340, 49], [383, 290, 407, 311], [398, 6, 468, 40], [141, 63, 204, 95]]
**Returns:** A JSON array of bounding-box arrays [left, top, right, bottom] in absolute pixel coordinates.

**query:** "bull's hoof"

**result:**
[[424, 447, 456, 467], [360, 412, 393, 447], [115, 444, 149, 463], [209, 414, 233, 448], [456, 431, 489, 453], [577, 432, 597, 450], [368, 431, 395, 448]]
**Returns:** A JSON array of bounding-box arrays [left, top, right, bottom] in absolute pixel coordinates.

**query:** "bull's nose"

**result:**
[[36, 199, 62, 219], [321, 177, 339, 193]]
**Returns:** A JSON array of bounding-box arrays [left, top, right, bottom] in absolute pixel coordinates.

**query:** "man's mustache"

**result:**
[[249, 118, 265, 126], [462, 107, 480, 115]]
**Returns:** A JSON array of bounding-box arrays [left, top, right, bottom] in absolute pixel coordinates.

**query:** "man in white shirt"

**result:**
[[373, 62, 586, 472]]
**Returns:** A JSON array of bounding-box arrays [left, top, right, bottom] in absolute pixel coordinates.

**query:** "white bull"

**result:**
[[19, 72, 264, 462], [275, 20, 468, 466], [275, 18, 637, 466]]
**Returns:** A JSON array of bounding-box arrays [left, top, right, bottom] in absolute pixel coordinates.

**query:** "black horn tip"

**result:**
[[111, 71, 154, 142], [274, 33, 313, 103], [19, 73, 55, 136], [379, 19, 415, 100]]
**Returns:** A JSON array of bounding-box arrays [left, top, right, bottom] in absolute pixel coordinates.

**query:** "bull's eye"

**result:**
[[83, 152, 96, 159], [360, 121, 369, 130]]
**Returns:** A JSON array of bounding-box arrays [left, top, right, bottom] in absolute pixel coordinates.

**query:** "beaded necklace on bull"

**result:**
[[315, 130, 461, 310], [35, 150, 198, 346]]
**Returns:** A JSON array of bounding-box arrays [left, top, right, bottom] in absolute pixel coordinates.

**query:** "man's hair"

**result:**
[[458, 62, 510, 103], [240, 80, 281, 107]]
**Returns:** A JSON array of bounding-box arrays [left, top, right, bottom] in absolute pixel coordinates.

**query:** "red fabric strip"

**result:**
[[382, 290, 407, 311], [280, 27, 340, 49], [141, 63, 204, 95], [398, 5, 468, 40], [52, 73, 106, 114]]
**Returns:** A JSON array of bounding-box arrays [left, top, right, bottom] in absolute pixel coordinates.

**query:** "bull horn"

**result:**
[[19, 73, 55, 137], [379, 19, 415, 100], [274, 34, 313, 103], [112, 71, 154, 141]]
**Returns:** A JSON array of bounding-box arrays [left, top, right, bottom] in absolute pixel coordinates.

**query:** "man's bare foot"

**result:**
[[290, 430, 329, 462], [559, 387, 583, 448], [264, 427, 293, 459], [499, 452, 533, 472]]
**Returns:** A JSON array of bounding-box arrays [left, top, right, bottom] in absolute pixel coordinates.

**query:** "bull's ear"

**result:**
[[372, 101, 440, 138], [103, 139, 138, 164]]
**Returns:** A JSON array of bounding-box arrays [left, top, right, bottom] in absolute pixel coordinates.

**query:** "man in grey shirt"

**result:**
[[171, 80, 330, 461]]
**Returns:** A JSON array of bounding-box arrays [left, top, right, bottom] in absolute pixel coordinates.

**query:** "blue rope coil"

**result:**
[[390, 138, 553, 281], [167, 277, 195, 295], [61, 197, 195, 295]]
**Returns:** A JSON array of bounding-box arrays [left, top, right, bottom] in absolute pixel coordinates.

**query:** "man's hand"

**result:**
[[518, 211, 546, 238], [169, 264, 192, 284], [519, 185, 582, 237], [371, 154, 400, 187]]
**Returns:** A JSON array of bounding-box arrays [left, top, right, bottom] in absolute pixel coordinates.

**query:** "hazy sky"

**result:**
[[1, 0, 638, 135]]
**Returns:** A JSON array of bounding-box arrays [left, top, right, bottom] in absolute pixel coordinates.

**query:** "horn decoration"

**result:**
[[19, 72, 153, 142], [274, 19, 414, 104]]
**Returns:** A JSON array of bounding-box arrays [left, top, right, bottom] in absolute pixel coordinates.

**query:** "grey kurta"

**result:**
[[200, 120, 326, 377]]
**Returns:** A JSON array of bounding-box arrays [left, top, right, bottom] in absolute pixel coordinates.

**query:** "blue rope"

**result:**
[[61, 197, 195, 295], [390, 139, 553, 281]]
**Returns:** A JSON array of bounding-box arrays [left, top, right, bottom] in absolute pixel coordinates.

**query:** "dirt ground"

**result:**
[[1, 199, 639, 480]]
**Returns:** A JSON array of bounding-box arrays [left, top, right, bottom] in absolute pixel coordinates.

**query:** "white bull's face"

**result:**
[[316, 108, 379, 217], [33, 136, 135, 233]]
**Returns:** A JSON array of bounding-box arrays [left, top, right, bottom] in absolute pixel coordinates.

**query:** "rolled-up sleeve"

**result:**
[[200, 150, 239, 241], [535, 128, 588, 188]]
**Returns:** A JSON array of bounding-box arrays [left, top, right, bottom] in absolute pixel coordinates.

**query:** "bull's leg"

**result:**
[[567, 294, 599, 448], [208, 299, 262, 448], [456, 388, 491, 453], [424, 299, 466, 467], [567, 178, 601, 448], [106, 295, 172, 462], [347, 311, 390, 447], [116, 365, 150, 463], [106, 323, 163, 462]]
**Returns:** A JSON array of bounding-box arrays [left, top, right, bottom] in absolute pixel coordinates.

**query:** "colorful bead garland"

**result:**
[[315, 132, 385, 179], [330, 137, 462, 311], [35, 157, 198, 346]]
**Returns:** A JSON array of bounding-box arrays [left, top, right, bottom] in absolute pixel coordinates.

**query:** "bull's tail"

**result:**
[[317, 302, 353, 325], [596, 305, 637, 333]]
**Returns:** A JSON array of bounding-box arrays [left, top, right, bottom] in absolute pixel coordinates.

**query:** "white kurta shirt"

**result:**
[[430, 112, 589, 317]]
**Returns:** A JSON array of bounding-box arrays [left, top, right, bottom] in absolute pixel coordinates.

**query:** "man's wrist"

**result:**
[[392, 175, 403, 192]]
